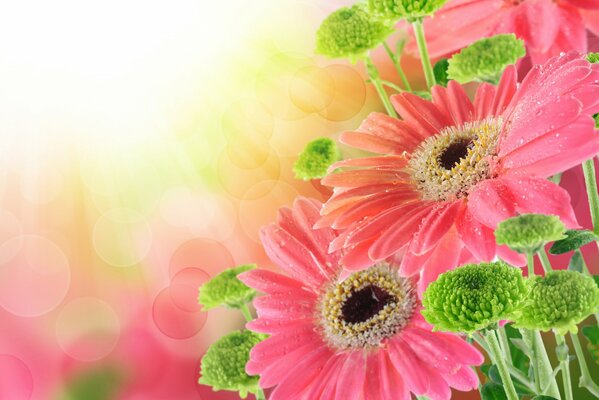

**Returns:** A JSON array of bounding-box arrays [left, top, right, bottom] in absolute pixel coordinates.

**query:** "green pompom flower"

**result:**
[[447, 34, 525, 84], [316, 5, 394, 61], [495, 214, 567, 254], [368, 0, 448, 22], [587, 52, 599, 64], [422, 262, 527, 333], [514, 270, 599, 334], [293, 137, 340, 181], [199, 330, 265, 398], [198, 265, 257, 310]]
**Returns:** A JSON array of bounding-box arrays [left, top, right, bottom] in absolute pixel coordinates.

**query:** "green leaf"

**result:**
[[531, 397, 558, 400], [481, 382, 508, 400], [510, 338, 533, 359], [433, 58, 449, 87], [504, 324, 529, 374], [568, 250, 584, 272], [480, 364, 491, 377], [549, 229, 598, 255], [583, 325, 599, 364]]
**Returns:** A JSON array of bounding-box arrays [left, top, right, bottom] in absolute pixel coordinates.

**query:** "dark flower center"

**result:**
[[439, 139, 473, 170], [341, 285, 396, 324]]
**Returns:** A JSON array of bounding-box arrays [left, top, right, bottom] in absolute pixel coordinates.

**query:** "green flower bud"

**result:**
[[514, 270, 599, 334], [433, 58, 449, 87], [447, 34, 525, 84], [422, 261, 527, 333], [368, 0, 449, 22], [593, 113, 598, 129], [199, 330, 265, 398], [587, 52, 599, 64], [316, 5, 394, 61], [495, 214, 567, 254], [198, 265, 257, 310], [293, 137, 340, 181]]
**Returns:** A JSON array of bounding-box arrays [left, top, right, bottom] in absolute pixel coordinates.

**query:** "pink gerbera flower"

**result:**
[[406, 0, 599, 64], [239, 197, 483, 400], [319, 52, 599, 293]]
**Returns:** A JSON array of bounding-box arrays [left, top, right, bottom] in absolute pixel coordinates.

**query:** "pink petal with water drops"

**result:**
[[418, 228, 464, 295], [237, 269, 314, 297], [388, 338, 430, 395], [456, 204, 496, 261], [442, 365, 480, 391], [500, 115, 599, 177], [497, 244, 527, 267], [519, 0, 560, 54], [410, 200, 462, 255], [401, 327, 461, 373]]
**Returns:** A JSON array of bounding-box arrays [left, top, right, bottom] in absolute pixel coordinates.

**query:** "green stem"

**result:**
[[365, 56, 398, 118], [382, 42, 412, 91], [380, 80, 404, 93], [521, 330, 561, 398], [240, 304, 253, 322], [483, 330, 519, 400], [582, 159, 599, 239], [538, 248, 553, 274], [555, 333, 573, 400], [497, 325, 513, 364], [526, 252, 535, 277], [411, 20, 436, 89], [255, 389, 266, 400], [570, 331, 599, 397]]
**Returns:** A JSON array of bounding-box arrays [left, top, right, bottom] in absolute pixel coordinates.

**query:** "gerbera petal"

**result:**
[[321, 169, 411, 188], [418, 228, 464, 295], [563, 0, 599, 8], [442, 366, 480, 391], [401, 328, 461, 373], [246, 318, 314, 335], [431, 81, 475, 126], [391, 92, 452, 137], [255, 342, 325, 388], [253, 294, 314, 319], [491, 64, 517, 116], [379, 352, 410, 400], [469, 175, 580, 229], [456, 204, 496, 261], [362, 354, 384, 400], [474, 82, 497, 119], [260, 224, 328, 288], [433, 332, 485, 366], [334, 351, 367, 400], [497, 244, 527, 267], [268, 346, 333, 400], [250, 325, 319, 362], [388, 339, 429, 395], [238, 269, 313, 297], [410, 200, 463, 255], [500, 115, 599, 177], [301, 355, 344, 400], [341, 237, 378, 270], [520, 0, 560, 54], [327, 155, 408, 172], [407, 0, 505, 58], [582, 9, 599, 36]]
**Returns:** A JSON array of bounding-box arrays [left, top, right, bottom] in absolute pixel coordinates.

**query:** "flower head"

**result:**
[[495, 214, 567, 254], [422, 262, 527, 333], [320, 52, 596, 291], [405, 0, 599, 64], [240, 197, 483, 400], [447, 34, 525, 84], [316, 5, 394, 61], [199, 330, 265, 398], [515, 271, 599, 334], [368, 0, 448, 22], [198, 264, 257, 310], [293, 137, 340, 181]]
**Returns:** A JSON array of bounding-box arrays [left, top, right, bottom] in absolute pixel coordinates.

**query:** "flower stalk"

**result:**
[[382, 42, 412, 91], [570, 331, 599, 397], [483, 330, 519, 400], [582, 158, 599, 242], [555, 333, 573, 400], [521, 330, 561, 398], [411, 20, 436, 89], [365, 56, 398, 117]]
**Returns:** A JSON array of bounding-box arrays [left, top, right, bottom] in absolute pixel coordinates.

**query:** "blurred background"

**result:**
[[0, 0, 597, 399]]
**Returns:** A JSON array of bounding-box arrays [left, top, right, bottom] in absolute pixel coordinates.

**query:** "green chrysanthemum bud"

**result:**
[[422, 261, 527, 333], [593, 113, 599, 128], [514, 270, 599, 334], [293, 137, 340, 180], [447, 34, 525, 84], [199, 330, 265, 398], [587, 52, 599, 64], [495, 214, 567, 254], [368, 0, 448, 22], [198, 265, 257, 310], [316, 5, 394, 61]]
